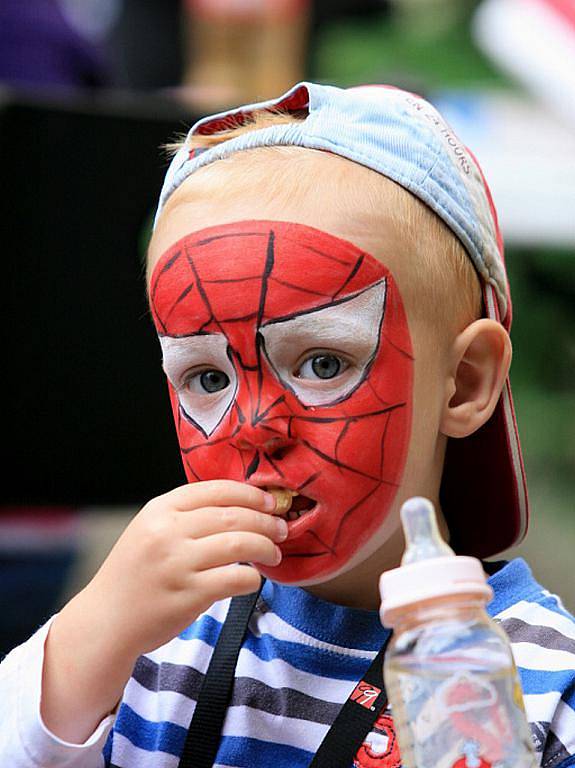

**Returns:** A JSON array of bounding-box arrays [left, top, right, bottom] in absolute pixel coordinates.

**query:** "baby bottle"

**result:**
[[379, 497, 536, 768]]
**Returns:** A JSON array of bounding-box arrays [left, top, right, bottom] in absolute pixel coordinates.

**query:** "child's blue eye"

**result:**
[[297, 354, 348, 380], [186, 369, 230, 394]]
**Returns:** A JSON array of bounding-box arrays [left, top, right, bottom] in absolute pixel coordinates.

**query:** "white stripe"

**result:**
[[145, 636, 213, 673], [236, 645, 353, 704], [205, 597, 232, 622], [112, 731, 179, 768], [255, 606, 377, 660], [122, 677, 197, 730], [132, 643, 350, 728], [221, 704, 327, 753], [496, 600, 575, 642], [523, 691, 562, 723], [554, 698, 575, 752], [512, 642, 575, 672], [143, 599, 229, 668]]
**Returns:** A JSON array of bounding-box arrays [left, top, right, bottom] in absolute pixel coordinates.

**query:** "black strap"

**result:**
[[178, 586, 262, 768], [179, 583, 391, 768], [308, 635, 391, 767]]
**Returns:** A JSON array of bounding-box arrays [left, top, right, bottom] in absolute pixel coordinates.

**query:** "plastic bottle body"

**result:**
[[384, 600, 537, 768]]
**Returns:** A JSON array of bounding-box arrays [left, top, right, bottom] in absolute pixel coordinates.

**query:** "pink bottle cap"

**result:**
[[379, 555, 493, 627], [379, 498, 493, 627]]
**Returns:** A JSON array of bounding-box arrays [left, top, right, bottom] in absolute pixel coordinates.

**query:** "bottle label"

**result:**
[[387, 666, 536, 768]]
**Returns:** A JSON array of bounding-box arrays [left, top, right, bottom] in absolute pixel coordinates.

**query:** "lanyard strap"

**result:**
[[308, 636, 391, 767], [178, 581, 391, 768], [178, 586, 262, 768]]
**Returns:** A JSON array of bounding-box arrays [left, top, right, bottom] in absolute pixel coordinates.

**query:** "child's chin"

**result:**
[[256, 554, 350, 587]]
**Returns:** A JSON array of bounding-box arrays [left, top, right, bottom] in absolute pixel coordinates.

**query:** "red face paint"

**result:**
[[150, 221, 413, 583]]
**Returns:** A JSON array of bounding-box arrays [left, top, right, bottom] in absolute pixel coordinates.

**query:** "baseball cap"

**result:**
[[155, 81, 529, 559]]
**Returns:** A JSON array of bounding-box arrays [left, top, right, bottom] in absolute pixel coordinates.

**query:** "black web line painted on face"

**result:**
[[163, 282, 195, 326], [269, 277, 333, 299], [155, 226, 409, 562], [332, 254, 364, 300]]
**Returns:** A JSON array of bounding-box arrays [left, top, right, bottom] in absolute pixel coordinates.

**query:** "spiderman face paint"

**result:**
[[150, 221, 413, 583]]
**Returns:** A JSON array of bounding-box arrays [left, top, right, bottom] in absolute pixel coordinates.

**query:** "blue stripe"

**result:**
[[518, 667, 575, 696], [178, 613, 223, 645], [262, 579, 387, 651], [103, 731, 113, 766], [217, 735, 314, 768], [243, 629, 373, 681], [113, 704, 186, 756]]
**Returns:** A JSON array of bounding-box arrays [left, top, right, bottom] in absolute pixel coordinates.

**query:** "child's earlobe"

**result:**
[[441, 320, 512, 439]]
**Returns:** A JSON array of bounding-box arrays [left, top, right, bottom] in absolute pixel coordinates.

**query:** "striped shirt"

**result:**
[[1, 558, 574, 767]]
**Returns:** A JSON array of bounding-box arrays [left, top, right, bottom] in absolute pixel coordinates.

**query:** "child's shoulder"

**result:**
[[487, 557, 575, 635], [487, 558, 575, 764]]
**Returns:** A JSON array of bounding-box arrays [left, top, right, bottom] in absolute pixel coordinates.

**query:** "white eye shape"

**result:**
[[260, 279, 386, 407], [159, 334, 237, 436]]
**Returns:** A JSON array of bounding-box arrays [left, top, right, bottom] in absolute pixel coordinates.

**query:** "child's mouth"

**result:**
[[264, 487, 316, 521]]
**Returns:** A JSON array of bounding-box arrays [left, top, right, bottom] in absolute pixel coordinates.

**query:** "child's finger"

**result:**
[[195, 564, 263, 606], [161, 480, 276, 514], [181, 505, 288, 543], [190, 531, 282, 571]]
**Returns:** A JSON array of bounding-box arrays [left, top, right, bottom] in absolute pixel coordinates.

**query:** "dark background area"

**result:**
[[2, 94, 192, 505]]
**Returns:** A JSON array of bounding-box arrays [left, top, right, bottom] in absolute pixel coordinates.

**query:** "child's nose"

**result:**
[[234, 426, 293, 457]]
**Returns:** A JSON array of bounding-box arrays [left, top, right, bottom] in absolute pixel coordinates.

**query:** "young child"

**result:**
[[1, 82, 574, 768]]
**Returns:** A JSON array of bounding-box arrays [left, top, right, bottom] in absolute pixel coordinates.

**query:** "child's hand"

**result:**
[[83, 480, 286, 657], [41, 481, 285, 744]]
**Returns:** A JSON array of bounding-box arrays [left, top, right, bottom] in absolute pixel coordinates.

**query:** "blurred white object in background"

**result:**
[[436, 91, 575, 247], [474, 0, 575, 128]]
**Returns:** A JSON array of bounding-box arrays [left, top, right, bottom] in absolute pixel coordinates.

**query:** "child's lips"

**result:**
[[260, 485, 318, 532]]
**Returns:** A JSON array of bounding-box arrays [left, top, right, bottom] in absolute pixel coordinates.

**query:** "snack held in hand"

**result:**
[[380, 497, 537, 768], [267, 487, 296, 517]]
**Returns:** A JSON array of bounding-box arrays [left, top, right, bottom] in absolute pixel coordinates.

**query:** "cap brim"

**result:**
[[441, 285, 529, 559]]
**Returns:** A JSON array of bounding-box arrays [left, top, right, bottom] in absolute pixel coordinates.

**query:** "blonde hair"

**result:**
[[157, 111, 482, 334]]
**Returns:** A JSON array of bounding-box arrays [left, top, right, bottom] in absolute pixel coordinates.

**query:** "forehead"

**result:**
[[150, 220, 389, 336]]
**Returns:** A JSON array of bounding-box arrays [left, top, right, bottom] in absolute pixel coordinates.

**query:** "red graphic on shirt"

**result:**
[[150, 221, 413, 583], [354, 712, 402, 768], [351, 681, 382, 710]]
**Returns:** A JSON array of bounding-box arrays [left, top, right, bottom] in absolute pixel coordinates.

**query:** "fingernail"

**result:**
[[274, 545, 283, 565], [275, 517, 289, 541], [263, 492, 276, 511]]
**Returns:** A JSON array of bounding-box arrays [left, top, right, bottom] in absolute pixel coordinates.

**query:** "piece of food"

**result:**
[[267, 487, 298, 516]]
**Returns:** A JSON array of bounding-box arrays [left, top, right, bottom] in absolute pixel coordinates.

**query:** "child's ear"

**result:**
[[440, 319, 512, 439]]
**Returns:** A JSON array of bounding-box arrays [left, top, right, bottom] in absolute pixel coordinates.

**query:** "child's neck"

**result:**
[[304, 506, 450, 611], [304, 526, 406, 611]]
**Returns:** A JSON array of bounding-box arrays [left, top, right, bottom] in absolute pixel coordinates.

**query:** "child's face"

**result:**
[[149, 170, 449, 586]]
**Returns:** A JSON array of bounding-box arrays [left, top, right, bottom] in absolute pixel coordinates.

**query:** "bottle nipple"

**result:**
[[400, 497, 455, 566]]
